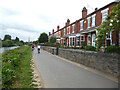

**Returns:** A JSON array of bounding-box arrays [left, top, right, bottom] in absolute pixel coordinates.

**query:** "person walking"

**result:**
[[37, 44, 41, 54], [31, 45, 35, 51]]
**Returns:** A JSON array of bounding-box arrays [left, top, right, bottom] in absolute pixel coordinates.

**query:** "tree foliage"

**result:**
[[3, 35, 11, 41], [96, 3, 120, 48], [15, 37, 19, 42], [50, 36, 56, 43], [38, 33, 48, 43]]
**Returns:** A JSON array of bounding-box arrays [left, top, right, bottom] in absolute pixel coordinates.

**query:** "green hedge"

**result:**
[[85, 46, 96, 51], [105, 46, 120, 54]]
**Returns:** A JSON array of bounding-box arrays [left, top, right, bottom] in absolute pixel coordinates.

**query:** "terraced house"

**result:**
[[49, 1, 120, 47]]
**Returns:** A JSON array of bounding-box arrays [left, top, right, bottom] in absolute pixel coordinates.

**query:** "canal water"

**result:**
[[0, 46, 19, 53]]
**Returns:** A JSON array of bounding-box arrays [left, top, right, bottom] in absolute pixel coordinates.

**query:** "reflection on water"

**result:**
[[0, 46, 19, 53]]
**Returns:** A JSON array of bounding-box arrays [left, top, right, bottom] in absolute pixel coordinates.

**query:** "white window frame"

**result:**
[[69, 26, 70, 34], [92, 14, 96, 27], [87, 17, 91, 28], [101, 8, 109, 23], [105, 32, 112, 47], [80, 20, 83, 30], [81, 35, 84, 45], [76, 36, 80, 46], [72, 37, 75, 47]]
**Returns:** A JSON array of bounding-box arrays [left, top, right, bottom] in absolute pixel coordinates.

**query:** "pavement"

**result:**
[[32, 48, 118, 88]]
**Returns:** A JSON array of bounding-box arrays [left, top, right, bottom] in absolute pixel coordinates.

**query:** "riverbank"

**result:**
[[2, 46, 40, 89], [0, 46, 19, 53]]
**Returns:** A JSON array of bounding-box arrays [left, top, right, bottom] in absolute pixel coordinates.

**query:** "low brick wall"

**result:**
[[41, 46, 119, 77]]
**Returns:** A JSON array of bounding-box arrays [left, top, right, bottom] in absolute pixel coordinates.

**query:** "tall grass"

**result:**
[[2, 46, 36, 89]]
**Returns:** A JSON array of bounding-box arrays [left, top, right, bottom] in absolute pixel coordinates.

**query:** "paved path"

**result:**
[[33, 48, 118, 88]]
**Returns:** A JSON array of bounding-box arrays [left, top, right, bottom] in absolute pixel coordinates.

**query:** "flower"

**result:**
[[109, 23, 112, 26], [117, 20, 119, 23], [111, 20, 113, 22]]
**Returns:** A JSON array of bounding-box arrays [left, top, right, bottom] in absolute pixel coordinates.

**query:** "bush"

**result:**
[[85, 46, 96, 51], [105, 46, 120, 54], [81, 41, 86, 49], [50, 36, 56, 43]]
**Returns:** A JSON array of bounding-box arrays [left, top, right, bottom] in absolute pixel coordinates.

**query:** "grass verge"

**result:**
[[2, 46, 38, 89]]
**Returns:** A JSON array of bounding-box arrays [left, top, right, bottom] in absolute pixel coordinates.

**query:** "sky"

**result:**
[[0, 0, 115, 42]]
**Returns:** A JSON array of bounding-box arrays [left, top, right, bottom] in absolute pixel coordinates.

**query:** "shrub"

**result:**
[[81, 41, 86, 49], [105, 46, 120, 54], [85, 46, 96, 51]]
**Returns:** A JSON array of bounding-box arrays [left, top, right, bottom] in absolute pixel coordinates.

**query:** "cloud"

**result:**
[[0, 0, 115, 42], [0, 6, 20, 16], [0, 22, 39, 33]]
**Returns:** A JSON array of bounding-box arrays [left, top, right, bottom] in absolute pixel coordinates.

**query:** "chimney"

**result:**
[[67, 19, 70, 25], [49, 32, 51, 36], [57, 25, 60, 31], [52, 29, 54, 34], [82, 7, 87, 18], [95, 8, 98, 11]]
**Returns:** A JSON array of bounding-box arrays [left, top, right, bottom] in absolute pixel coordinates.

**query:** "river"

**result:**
[[0, 46, 19, 53]]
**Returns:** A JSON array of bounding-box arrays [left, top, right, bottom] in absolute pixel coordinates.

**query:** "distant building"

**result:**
[[49, 1, 120, 47]]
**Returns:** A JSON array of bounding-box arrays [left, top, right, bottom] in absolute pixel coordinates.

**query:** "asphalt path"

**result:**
[[33, 48, 118, 88]]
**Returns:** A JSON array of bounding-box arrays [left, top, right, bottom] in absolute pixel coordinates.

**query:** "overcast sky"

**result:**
[[0, 0, 115, 41]]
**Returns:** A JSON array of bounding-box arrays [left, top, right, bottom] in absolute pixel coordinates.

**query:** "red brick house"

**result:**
[[49, 1, 120, 47]]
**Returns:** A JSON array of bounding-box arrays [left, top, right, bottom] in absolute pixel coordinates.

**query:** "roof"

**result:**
[[50, 1, 118, 35]]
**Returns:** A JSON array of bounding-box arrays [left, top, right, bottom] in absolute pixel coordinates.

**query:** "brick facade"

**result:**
[[49, 1, 120, 47]]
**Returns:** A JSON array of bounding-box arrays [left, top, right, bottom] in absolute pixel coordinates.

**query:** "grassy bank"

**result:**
[[2, 46, 37, 89]]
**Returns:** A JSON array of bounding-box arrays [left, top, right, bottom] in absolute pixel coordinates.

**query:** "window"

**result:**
[[106, 32, 111, 46], [102, 9, 108, 22], [67, 38, 68, 46], [63, 39, 65, 46], [88, 17, 90, 28], [64, 28, 65, 35], [76, 36, 80, 46], [92, 15, 95, 27], [80, 21, 83, 30], [69, 38, 71, 46], [69, 26, 70, 34], [72, 38, 75, 46], [72, 25, 74, 33], [59, 31, 60, 36], [81, 35, 84, 44]]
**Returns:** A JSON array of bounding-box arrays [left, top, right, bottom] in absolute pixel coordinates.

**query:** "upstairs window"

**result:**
[[80, 21, 83, 30], [72, 25, 74, 33], [69, 26, 70, 34], [64, 28, 65, 35], [88, 17, 90, 28], [59, 31, 60, 36], [92, 15, 95, 27], [102, 9, 108, 22]]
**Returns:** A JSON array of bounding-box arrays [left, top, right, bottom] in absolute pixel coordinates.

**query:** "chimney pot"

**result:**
[[95, 8, 98, 10]]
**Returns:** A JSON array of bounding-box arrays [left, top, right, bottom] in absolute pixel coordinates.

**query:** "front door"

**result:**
[[92, 34, 95, 47]]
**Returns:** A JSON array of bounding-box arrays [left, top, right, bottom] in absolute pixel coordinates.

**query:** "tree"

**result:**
[[2, 40, 14, 47], [50, 36, 56, 43], [38, 33, 48, 43], [96, 2, 120, 48], [15, 37, 19, 42], [3, 35, 11, 41]]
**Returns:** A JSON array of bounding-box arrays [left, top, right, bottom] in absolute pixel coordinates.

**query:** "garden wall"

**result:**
[[41, 46, 120, 77]]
